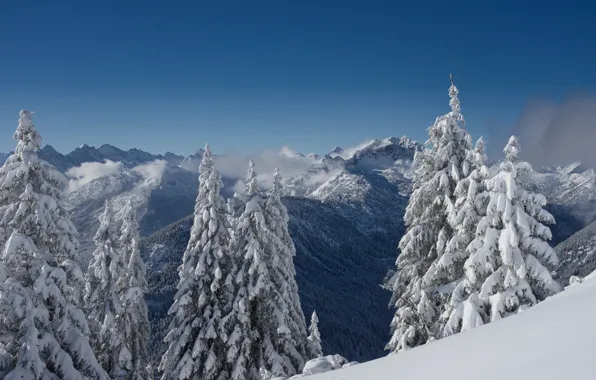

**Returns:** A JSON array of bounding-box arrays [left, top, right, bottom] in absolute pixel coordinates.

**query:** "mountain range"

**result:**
[[2, 136, 595, 363]]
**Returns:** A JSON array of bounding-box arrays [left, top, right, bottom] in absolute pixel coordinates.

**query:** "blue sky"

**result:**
[[0, 0, 595, 156]]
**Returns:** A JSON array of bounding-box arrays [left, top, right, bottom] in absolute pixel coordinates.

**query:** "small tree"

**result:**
[[118, 200, 151, 379], [85, 200, 127, 378], [0, 110, 107, 379], [307, 311, 323, 358]]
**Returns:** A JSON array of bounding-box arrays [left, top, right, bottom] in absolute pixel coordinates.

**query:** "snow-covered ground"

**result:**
[[308, 271, 596, 380]]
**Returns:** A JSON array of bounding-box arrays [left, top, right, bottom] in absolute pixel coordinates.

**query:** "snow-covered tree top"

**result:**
[[504, 135, 521, 163], [475, 136, 485, 156], [199, 143, 213, 174], [245, 159, 258, 195], [13, 110, 42, 154], [470, 136, 488, 170], [94, 199, 115, 245], [272, 167, 282, 194], [448, 74, 465, 124]]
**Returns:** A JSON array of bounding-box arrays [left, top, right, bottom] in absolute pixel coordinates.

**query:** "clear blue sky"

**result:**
[[0, 0, 595, 156]]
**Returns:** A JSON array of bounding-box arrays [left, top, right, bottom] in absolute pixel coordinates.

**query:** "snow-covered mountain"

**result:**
[[306, 270, 596, 380], [35, 143, 184, 172], [554, 219, 596, 286], [520, 162, 596, 245], [526, 162, 596, 205]]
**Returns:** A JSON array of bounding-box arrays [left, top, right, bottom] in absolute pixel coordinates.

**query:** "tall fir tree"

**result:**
[[160, 145, 247, 380], [440, 137, 490, 335], [118, 200, 151, 379], [231, 161, 270, 380], [307, 311, 323, 358], [261, 169, 310, 370], [0, 110, 108, 379], [386, 76, 474, 353], [448, 136, 562, 329], [232, 162, 310, 379], [85, 200, 128, 378]]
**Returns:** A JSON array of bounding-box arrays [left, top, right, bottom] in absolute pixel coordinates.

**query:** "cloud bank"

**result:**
[[66, 160, 123, 192], [66, 159, 167, 192], [132, 159, 167, 181], [487, 93, 596, 168], [215, 147, 321, 190]]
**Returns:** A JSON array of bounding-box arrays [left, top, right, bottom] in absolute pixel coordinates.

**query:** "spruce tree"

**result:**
[[307, 311, 323, 358], [441, 137, 490, 336], [85, 200, 128, 378], [0, 110, 107, 379], [160, 145, 246, 380], [452, 136, 562, 326], [118, 200, 151, 379], [231, 161, 270, 380], [386, 76, 473, 352], [261, 168, 310, 371], [231, 162, 308, 379]]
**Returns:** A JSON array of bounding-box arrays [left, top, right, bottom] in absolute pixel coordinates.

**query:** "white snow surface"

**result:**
[[307, 271, 596, 380]]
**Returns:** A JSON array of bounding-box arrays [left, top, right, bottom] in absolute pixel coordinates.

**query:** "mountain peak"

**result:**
[[41, 144, 59, 154], [327, 146, 345, 158]]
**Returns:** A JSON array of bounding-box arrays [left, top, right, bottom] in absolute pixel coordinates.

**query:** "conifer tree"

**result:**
[[231, 161, 270, 380], [160, 145, 246, 380], [231, 162, 308, 379], [440, 137, 490, 335], [449, 136, 562, 328], [307, 311, 323, 358], [85, 200, 128, 378], [261, 169, 310, 369], [118, 200, 151, 379], [0, 110, 108, 379], [386, 76, 474, 352]]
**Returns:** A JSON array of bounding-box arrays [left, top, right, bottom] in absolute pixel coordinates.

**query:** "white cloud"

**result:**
[[132, 159, 167, 181], [488, 93, 596, 167], [214, 147, 320, 189], [304, 167, 344, 187], [66, 160, 123, 192]]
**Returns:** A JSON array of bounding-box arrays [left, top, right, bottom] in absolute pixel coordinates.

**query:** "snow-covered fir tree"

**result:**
[[307, 311, 323, 358], [0, 110, 108, 379], [440, 137, 490, 336], [85, 200, 128, 378], [245, 159, 258, 196], [118, 200, 151, 379], [231, 162, 309, 379], [261, 168, 310, 369], [446, 136, 562, 329], [386, 76, 475, 353], [226, 160, 258, 234], [160, 145, 247, 380], [231, 161, 270, 380]]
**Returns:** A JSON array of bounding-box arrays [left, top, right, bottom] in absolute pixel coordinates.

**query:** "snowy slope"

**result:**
[[307, 272, 596, 380]]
